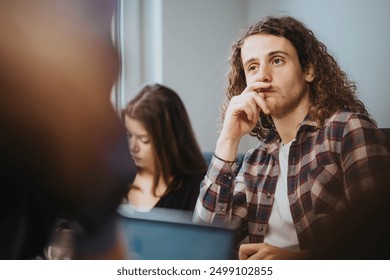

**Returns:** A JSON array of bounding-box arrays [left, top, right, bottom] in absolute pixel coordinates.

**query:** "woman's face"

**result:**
[[125, 116, 155, 171]]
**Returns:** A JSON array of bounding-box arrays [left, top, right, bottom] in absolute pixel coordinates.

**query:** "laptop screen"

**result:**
[[117, 205, 236, 260]]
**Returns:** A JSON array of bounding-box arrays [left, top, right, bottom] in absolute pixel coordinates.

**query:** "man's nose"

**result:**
[[256, 64, 272, 83]]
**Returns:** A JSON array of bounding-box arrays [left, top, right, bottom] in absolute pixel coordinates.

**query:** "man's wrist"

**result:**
[[215, 137, 240, 162]]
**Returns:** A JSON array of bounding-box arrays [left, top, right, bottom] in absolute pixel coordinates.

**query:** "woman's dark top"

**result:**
[[154, 172, 205, 211]]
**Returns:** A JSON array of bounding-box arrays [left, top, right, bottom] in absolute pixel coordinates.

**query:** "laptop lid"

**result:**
[[117, 205, 236, 260]]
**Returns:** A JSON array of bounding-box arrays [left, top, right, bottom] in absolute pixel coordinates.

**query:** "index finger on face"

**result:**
[[253, 92, 270, 115], [245, 82, 272, 93]]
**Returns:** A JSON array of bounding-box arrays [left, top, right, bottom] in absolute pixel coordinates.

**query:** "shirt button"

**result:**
[[223, 174, 232, 179], [218, 207, 224, 213], [258, 227, 264, 233], [266, 193, 271, 199]]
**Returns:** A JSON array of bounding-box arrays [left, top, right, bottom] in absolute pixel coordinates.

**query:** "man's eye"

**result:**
[[273, 58, 283, 65], [248, 65, 258, 72]]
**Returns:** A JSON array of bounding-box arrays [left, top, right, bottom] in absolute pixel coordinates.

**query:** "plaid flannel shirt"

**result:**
[[194, 110, 390, 250]]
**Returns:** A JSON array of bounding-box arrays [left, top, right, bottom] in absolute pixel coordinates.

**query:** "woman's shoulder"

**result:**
[[156, 173, 204, 210]]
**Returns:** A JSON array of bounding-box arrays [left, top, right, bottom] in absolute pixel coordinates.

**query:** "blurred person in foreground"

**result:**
[[122, 84, 207, 212], [0, 0, 136, 259], [194, 15, 390, 259]]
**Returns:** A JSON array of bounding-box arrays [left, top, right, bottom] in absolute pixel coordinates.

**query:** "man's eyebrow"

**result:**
[[268, 50, 289, 57], [243, 50, 290, 69], [243, 58, 258, 69]]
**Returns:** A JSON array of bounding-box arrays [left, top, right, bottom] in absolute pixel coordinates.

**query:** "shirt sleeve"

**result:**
[[341, 113, 390, 201], [312, 114, 390, 259], [193, 154, 247, 227]]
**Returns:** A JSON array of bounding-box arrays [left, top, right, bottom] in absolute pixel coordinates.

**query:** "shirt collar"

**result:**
[[263, 113, 318, 153]]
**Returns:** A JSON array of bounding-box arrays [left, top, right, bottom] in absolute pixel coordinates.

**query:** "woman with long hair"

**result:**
[[123, 84, 207, 211]]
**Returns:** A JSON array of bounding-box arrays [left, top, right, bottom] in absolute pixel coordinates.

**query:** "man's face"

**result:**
[[241, 34, 314, 119]]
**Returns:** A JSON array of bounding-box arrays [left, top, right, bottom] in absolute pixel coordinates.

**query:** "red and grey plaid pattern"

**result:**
[[194, 110, 390, 249]]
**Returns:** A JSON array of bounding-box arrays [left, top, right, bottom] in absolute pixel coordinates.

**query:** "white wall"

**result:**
[[247, 0, 390, 128], [122, 0, 390, 153], [161, 0, 250, 152]]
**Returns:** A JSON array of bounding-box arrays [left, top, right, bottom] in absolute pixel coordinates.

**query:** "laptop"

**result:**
[[117, 205, 236, 260]]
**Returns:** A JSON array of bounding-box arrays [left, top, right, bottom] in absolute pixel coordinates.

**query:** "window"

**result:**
[[111, 0, 163, 111]]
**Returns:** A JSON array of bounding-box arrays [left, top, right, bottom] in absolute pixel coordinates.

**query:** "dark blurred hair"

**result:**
[[123, 84, 207, 196], [223, 15, 370, 139]]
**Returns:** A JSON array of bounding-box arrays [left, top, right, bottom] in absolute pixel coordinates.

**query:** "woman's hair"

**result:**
[[123, 84, 207, 196], [223, 15, 370, 139]]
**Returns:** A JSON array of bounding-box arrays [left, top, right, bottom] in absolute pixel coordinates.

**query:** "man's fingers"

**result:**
[[239, 243, 264, 260], [241, 87, 270, 115], [230, 93, 259, 122], [246, 82, 271, 93], [242, 99, 259, 122], [254, 93, 270, 115]]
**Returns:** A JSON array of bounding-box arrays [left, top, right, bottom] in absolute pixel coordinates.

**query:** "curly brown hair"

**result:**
[[223, 16, 370, 140]]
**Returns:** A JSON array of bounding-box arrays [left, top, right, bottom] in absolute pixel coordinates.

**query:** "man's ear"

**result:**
[[305, 64, 315, 83]]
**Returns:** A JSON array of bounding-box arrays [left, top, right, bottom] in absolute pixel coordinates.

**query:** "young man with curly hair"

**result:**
[[194, 16, 390, 260]]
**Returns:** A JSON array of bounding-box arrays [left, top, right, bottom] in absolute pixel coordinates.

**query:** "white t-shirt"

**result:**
[[263, 140, 300, 251]]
